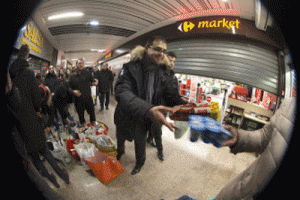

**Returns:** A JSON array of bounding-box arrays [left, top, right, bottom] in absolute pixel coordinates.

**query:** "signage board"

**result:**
[[176, 16, 242, 35], [14, 20, 55, 62]]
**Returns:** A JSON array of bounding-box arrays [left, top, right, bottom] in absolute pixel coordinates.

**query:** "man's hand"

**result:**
[[73, 90, 82, 97], [45, 127, 51, 134], [147, 105, 178, 132], [92, 79, 98, 86], [222, 125, 239, 147]]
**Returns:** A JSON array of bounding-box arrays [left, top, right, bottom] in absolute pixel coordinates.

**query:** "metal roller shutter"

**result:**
[[167, 39, 279, 95]]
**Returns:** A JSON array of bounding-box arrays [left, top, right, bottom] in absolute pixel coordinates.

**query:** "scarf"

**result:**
[[141, 55, 158, 103]]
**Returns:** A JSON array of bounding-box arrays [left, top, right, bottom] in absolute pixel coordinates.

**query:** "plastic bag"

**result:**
[[174, 121, 189, 139], [85, 150, 124, 185], [74, 142, 97, 170], [50, 141, 73, 166]]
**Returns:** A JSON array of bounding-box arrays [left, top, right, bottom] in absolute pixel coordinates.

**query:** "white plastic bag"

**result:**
[[174, 121, 189, 139], [74, 142, 97, 170], [50, 141, 73, 166]]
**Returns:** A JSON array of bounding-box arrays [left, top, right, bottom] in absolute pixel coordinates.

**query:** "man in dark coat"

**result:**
[[8, 44, 69, 187], [94, 62, 114, 111], [69, 59, 98, 126], [148, 51, 183, 161], [43, 65, 59, 96], [114, 36, 187, 175], [9, 44, 43, 152]]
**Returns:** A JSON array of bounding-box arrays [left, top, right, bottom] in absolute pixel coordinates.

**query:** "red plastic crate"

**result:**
[[66, 138, 91, 161]]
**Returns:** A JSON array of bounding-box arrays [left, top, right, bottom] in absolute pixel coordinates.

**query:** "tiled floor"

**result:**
[[44, 95, 256, 200]]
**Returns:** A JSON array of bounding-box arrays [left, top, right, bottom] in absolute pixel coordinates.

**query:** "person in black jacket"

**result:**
[[8, 44, 69, 188], [94, 62, 114, 111], [147, 51, 183, 161], [43, 65, 59, 96], [114, 36, 187, 175], [69, 59, 98, 126]]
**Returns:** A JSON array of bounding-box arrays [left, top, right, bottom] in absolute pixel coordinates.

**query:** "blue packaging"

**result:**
[[189, 121, 206, 142], [188, 115, 232, 148]]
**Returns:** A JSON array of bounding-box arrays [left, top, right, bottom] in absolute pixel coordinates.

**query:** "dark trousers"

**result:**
[[29, 147, 68, 183], [74, 96, 96, 124], [100, 91, 110, 109], [116, 122, 149, 166], [149, 123, 163, 152]]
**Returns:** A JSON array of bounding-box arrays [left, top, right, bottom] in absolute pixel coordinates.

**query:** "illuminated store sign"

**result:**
[[177, 17, 241, 33], [22, 22, 44, 54]]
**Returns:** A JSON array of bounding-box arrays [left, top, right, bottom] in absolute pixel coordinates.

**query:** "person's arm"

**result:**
[[223, 123, 273, 155], [163, 76, 188, 107], [92, 78, 98, 86], [223, 98, 295, 155], [87, 70, 98, 86], [115, 65, 178, 132], [28, 70, 42, 112], [115, 65, 154, 120], [68, 75, 81, 97]]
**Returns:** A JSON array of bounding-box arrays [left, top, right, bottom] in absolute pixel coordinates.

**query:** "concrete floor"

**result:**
[[44, 95, 256, 200]]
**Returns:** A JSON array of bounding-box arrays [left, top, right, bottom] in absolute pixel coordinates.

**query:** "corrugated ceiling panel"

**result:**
[[48, 24, 136, 37]]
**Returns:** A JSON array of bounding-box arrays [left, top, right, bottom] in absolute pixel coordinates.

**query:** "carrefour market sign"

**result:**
[[177, 16, 241, 34]]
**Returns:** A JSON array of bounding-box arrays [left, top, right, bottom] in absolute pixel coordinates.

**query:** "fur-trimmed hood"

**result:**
[[130, 45, 171, 67]]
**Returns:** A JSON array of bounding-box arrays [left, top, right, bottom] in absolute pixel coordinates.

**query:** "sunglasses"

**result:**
[[150, 46, 167, 54]]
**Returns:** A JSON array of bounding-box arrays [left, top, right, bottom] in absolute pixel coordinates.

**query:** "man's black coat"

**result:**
[[114, 47, 186, 142]]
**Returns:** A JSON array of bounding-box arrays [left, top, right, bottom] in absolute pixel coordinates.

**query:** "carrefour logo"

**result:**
[[178, 21, 195, 32], [178, 18, 240, 33]]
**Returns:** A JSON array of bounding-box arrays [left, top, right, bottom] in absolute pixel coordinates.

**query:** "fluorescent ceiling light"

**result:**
[[48, 12, 84, 20], [89, 20, 100, 26], [116, 49, 126, 54], [91, 49, 105, 52]]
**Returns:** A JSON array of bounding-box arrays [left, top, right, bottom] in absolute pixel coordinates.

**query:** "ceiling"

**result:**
[[31, 0, 257, 66]]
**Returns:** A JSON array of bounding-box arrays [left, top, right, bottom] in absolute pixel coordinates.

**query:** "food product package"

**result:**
[[170, 102, 220, 121], [188, 115, 232, 148]]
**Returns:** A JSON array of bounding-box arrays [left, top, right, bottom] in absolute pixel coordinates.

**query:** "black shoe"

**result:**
[[150, 141, 156, 147], [106, 107, 109, 110], [131, 164, 143, 175], [99, 107, 104, 112], [62, 169, 70, 184], [49, 174, 60, 188], [116, 152, 124, 161], [158, 151, 164, 161]]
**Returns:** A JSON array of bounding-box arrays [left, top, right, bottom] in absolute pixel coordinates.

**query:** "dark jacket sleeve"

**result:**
[[115, 64, 154, 120], [27, 69, 41, 112], [163, 75, 188, 107], [109, 70, 114, 83]]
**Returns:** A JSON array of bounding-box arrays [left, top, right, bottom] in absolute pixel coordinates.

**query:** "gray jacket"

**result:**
[[216, 98, 295, 199]]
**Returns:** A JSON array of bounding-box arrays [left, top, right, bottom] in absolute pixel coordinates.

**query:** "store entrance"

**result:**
[[176, 73, 277, 132]]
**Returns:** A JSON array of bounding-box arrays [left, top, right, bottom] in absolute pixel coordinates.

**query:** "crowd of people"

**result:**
[[6, 37, 295, 199], [6, 44, 117, 188]]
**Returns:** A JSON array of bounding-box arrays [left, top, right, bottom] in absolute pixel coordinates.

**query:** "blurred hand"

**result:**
[[37, 112, 42, 118], [45, 127, 51, 134], [73, 90, 82, 97], [222, 125, 238, 147], [92, 78, 98, 86], [66, 118, 72, 125], [147, 105, 178, 132]]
